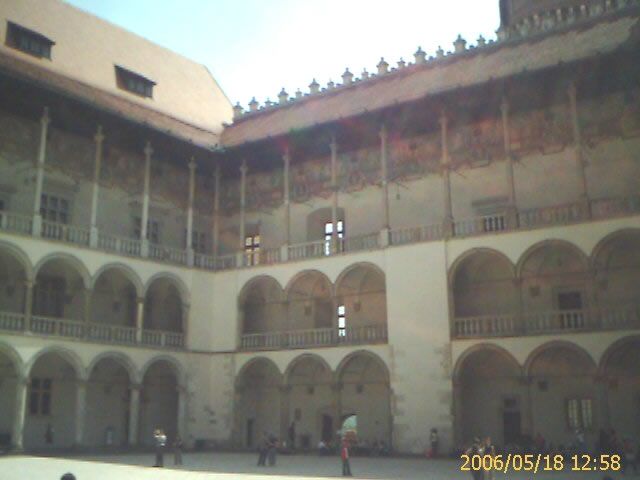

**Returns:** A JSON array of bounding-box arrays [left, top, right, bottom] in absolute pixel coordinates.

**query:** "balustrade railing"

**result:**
[[343, 233, 380, 252], [140, 329, 185, 348], [41, 221, 91, 246], [454, 314, 519, 337], [390, 224, 443, 246], [591, 195, 640, 219], [98, 233, 142, 257], [288, 240, 326, 261], [0, 211, 32, 235], [149, 243, 188, 265], [519, 202, 585, 228], [194, 253, 217, 270], [239, 323, 388, 350], [215, 253, 237, 270], [454, 214, 507, 237], [0, 311, 25, 331]]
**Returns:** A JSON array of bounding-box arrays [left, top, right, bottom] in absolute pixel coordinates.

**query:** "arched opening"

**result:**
[[234, 358, 282, 449], [86, 356, 133, 447], [33, 257, 88, 321], [527, 343, 597, 446], [0, 247, 29, 315], [239, 276, 285, 334], [593, 231, 640, 329], [519, 242, 589, 331], [455, 346, 523, 448], [0, 348, 20, 448], [338, 352, 391, 448], [144, 278, 183, 332], [335, 265, 387, 339], [139, 359, 179, 446], [287, 271, 333, 331], [286, 355, 333, 449], [91, 268, 138, 327], [24, 350, 80, 448], [601, 337, 640, 441]]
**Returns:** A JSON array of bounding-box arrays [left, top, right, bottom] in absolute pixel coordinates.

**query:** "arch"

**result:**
[[0, 340, 25, 378], [516, 239, 589, 279], [33, 252, 91, 289], [524, 340, 597, 377], [334, 262, 386, 293], [449, 248, 516, 286], [336, 350, 390, 384], [598, 334, 640, 373], [0, 240, 33, 281], [25, 345, 86, 380], [87, 351, 139, 384], [235, 356, 283, 388], [140, 355, 185, 387], [284, 269, 334, 299], [284, 353, 333, 385], [591, 228, 640, 270], [238, 275, 284, 304], [453, 343, 522, 380], [91, 263, 144, 297], [143, 272, 190, 305]]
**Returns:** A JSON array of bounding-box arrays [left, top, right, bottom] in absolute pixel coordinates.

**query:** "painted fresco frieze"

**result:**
[[388, 132, 440, 181]]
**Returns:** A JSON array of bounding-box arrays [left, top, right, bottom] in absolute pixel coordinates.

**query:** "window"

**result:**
[[567, 398, 593, 430], [338, 304, 346, 337], [184, 229, 207, 253], [29, 378, 52, 415], [40, 194, 69, 224], [115, 66, 155, 98], [34, 275, 65, 318], [6, 22, 54, 59], [244, 234, 260, 266], [557, 290, 584, 329], [324, 220, 344, 255], [134, 217, 159, 243]]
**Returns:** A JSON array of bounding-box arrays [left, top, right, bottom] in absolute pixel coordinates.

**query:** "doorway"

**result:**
[[246, 418, 255, 448], [321, 414, 334, 442], [502, 397, 521, 445]]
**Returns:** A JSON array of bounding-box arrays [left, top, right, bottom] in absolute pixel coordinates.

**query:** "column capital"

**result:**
[[130, 383, 142, 391], [41, 106, 50, 126], [144, 141, 153, 157], [94, 125, 105, 144], [136, 296, 145, 304], [24, 279, 35, 289]]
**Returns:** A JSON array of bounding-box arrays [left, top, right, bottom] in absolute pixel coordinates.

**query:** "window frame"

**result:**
[[115, 65, 155, 98], [566, 397, 593, 431], [5, 21, 54, 59], [28, 377, 53, 416], [133, 217, 160, 244], [324, 220, 345, 255], [337, 304, 346, 337], [40, 193, 70, 224], [244, 234, 261, 266]]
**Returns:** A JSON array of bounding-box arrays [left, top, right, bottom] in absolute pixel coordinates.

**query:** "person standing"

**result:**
[[288, 421, 296, 451], [173, 435, 183, 466], [267, 433, 278, 466], [341, 437, 353, 477], [430, 428, 439, 458], [257, 432, 268, 466], [484, 437, 495, 480], [153, 428, 167, 467]]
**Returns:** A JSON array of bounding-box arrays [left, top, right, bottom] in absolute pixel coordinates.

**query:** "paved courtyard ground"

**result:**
[[1, 452, 635, 480]]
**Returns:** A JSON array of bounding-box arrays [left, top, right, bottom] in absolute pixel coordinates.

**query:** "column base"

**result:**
[[89, 226, 99, 248], [379, 228, 390, 248], [186, 248, 195, 267], [280, 244, 289, 262], [140, 239, 149, 257], [32, 214, 42, 237]]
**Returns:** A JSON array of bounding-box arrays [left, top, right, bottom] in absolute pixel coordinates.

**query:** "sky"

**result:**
[[64, 0, 500, 109]]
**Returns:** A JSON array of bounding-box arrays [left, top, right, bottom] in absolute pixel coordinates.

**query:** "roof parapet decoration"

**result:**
[[231, 0, 638, 121]]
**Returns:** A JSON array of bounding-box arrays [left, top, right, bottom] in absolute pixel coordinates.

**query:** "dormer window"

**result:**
[[5, 22, 54, 59], [115, 66, 155, 98]]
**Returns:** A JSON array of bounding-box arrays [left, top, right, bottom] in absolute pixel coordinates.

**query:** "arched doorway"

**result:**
[[285, 355, 333, 449], [239, 276, 285, 335], [455, 346, 523, 447], [33, 256, 88, 322], [139, 359, 179, 446], [527, 343, 597, 446], [286, 271, 333, 330], [86, 355, 133, 447], [601, 337, 640, 441], [0, 246, 29, 316], [91, 267, 140, 328], [0, 346, 21, 449], [24, 349, 81, 448], [234, 358, 282, 448], [338, 352, 391, 447], [144, 277, 184, 333]]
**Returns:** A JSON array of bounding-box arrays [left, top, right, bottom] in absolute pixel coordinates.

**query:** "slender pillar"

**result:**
[[330, 135, 339, 252], [279, 385, 292, 445], [12, 375, 28, 451], [522, 376, 534, 436], [140, 142, 153, 257], [186, 158, 196, 266], [212, 165, 221, 258], [32, 107, 50, 237], [440, 111, 454, 237], [238, 160, 248, 266], [568, 82, 590, 218], [181, 303, 190, 348], [596, 376, 611, 430], [75, 380, 87, 446], [89, 126, 104, 248], [501, 97, 518, 228], [135, 296, 144, 343], [177, 385, 188, 442], [281, 149, 291, 262], [23, 280, 34, 330], [83, 288, 92, 323], [331, 382, 342, 438], [379, 125, 390, 246], [452, 379, 464, 449], [128, 384, 141, 445]]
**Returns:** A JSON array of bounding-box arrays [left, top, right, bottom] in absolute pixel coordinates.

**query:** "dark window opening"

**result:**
[[115, 66, 155, 98], [6, 22, 54, 59], [134, 217, 159, 243], [28, 377, 52, 415]]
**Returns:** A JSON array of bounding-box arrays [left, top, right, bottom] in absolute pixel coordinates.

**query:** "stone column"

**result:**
[[181, 303, 190, 348], [282, 149, 291, 261], [12, 375, 28, 451], [186, 158, 196, 266], [83, 288, 92, 323], [23, 280, 34, 330], [135, 296, 145, 343], [379, 125, 390, 246], [238, 160, 248, 266], [140, 142, 153, 257], [595, 376, 610, 430], [452, 379, 464, 448], [75, 380, 87, 446], [177, 385, 188, 442], [440, 111, 454, 237], [212, 165, 221, 258], [521, 375, 534, 436], [128, 384, 141, 445], [279, 385, 291, 445], [331, 382, 343, 439], [89, 125, 104, 248], [501, 97, 518, 228], [330, 135, 339, 253], [568, 82, 590, 218], [32, 107, 50, 237]]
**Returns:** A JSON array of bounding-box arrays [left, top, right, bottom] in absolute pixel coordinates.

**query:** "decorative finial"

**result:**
[[477, 35, 486, 47], [309, 78, 320, 94], [436, 46, 444, 58], [342, 68, 354, 85], [278, 88, 289, 105], [377, 57, 389, 74], [361, 68, 369, 80], [233, 102, 244, 119], [453, 34, 467, 53], [249, 97, 259, 112], [295, 89, 303, 99], [327, 79, 335, 89], [414, 46, 427, 65], [397, 58, 406, 68]]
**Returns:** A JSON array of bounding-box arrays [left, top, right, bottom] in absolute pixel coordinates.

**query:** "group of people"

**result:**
[[153, 428, 183, 467], [256, 432, 279, 466], [464, 436, 496, 480]]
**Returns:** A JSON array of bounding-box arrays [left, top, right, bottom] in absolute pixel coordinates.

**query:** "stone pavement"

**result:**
[[0, 452, 632, 480]]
